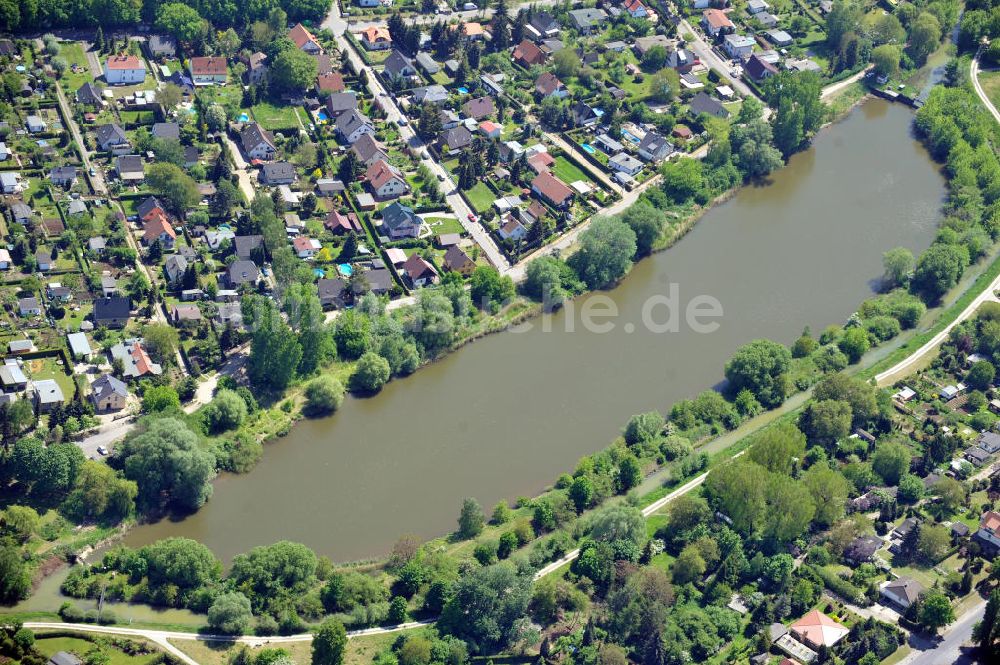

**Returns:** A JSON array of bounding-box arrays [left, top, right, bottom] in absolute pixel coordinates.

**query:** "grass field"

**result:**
[[59, 43, 94, 91], [551, 156, 593, 186], [978, 69, 1000, 112], [28, 356, 76, 398], [423, 215, 464, 236], [169, 630, 400, 665], [252, 102, 302, 131], [463, 182, 495, 213], [35, 636, 162, 665]]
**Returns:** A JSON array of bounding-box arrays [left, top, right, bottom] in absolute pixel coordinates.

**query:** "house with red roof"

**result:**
[[103, 55, 146, 85], [325, 210, 363, 234], [289, 23, 322, 54], [789, 611, 849, 650], [317, 72, 345, 93], [532, 171, 574, 208], [142, 215, 176, 249], [978, 510, 1000, 550], [535, 72, 568, 98], [513, 39, 546, 68], [189, 57, 228, 85], [401, 254, 439, 287], [293, 236, 322, 258], [365, 159, 409, 200], [623, 0, 650, 18], [702, 9, 735, 37], [361, 26, 392, 51]]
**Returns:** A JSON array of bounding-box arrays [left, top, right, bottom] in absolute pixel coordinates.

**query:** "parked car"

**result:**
[[97, 446, 108, 456]]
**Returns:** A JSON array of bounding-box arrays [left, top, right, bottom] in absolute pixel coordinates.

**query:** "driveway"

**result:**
[[897, 598, 985, 665], [677, 20, 754, 98]]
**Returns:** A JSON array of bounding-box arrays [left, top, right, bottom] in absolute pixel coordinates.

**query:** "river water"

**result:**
[[111, 99, 944, 565]]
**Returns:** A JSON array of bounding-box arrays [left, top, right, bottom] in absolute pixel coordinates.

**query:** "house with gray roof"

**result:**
[[164, 254, 189, 285], [76, 82, 103, 106], [383, 50, 417, 83], [260, 161, 297, 185], [225, 260, 260, 287], [326, 92, 358, 117], [440, 126, 473, 153], [95, 123, 131, 153], [381, 202, 423, 240], [568, 8, 608, 33], [412, 85, 449, 105], [336, 109, 375, 144], [91, 374, 128, 411], [415, 52, 440, 75], [638, 131, 674, 163], [240, 122, 276, 161], [67, 331, 93, 360], [33, 379, 64, 413]]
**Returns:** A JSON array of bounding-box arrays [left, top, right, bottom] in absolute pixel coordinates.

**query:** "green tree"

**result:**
[[763, 473, 815, 543], [230, 541, 318, 613], [146, 163, 201, 216], [270, 47, 318, 94], [704, 460, 769, 538], [156, 3, 208, 45], [569, 216, 637, 289], [672, 544, 707, 584], [569, 475, 594, 512], [203, 389, 247, 433], [912, 243, 969, 302], [882, 246, 914, 288], [660, 158, 704, 203], [207, 592, 253, 634], [724, 339, 792, 408], [802, 463, 851, 526], [748, 421, 807, 474], [624, 411, 665, 446], [469, 266, 515, 312], [619, 201, 667, 257], [898, 474, 925, 503], [871, 44, 902, 80], [304, 376, 346, 416], [917, 524, 951, 564], [908, 12, 942, 65], [0, 544, 31, 602], [458, 498, 485, 539], [800, 399, 852, 448], [142, 385, 180, 413], [439, 562, 532, 653], [352, 352, 391, 393], [1, 505, 39, 542], [968, 360, 996, 390], [119, 418, 214, 512], [60, 461, 137, 524], [838, 327, 870, 363], [871, 440, 912, 485], [919, 591, 955, 632], [312, 618, 347, 665]]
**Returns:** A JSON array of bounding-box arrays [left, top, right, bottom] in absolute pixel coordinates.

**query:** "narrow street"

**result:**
[[677, 19, 755, 99], [55, 82, 106, 195]]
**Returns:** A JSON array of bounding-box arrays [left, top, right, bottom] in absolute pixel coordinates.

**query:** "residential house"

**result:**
[[0, 248, 10, 269], [571, 101, 600, 127], [190, 57, 228, 85], [293, 236, 322, 258], [317, 72, 345, 94], [978, 510, 1000, 550], [746, 53, 778, 81], [361, 268, 394, 295], [965, 446, 991, 466], [365, 159, 409, 199], [352, 134, 389, 167], [18, 297, 42, 317], [316, 178, 346, 197], [979, 431, 1000, 454], [479, 121, 501, 139], [184, 146, 200, 167], [116, 155, 144, 182], [880, 578, 924, 610], [765, 29, 794, 48], [143, 215, 176, 248], [633, 35, 672, 58], [68, 200, 87, 216], [702, 9, 735, 37], [170, 304, 202, 325], [609, 152, 644, 176], [789, 611, 849, 650], [569, 8, 608, 33], [326, 92, 359, 117], [747, 0, 769, 13], [289, 23, 322, 54], [526, 12, 560, 41], [535, 72, 568, 98], [401, 254, 439, 287], [164, 254, 188, 285], [260, 161, 297, 185], [383, 50, 417, 83], [8, 339, 35, 354], [498, 216, 527, 241], [0, 171, 22, 194], [67, 332, 93, 361], [336, 109, 375, 144], [25, 115, 45, 133], [33, 379, 65, 413], [91, 374, 128, 411], [481, 73, 505, 96], [458, 22, 486, 40], [110, 339, 162, 379], [361, 26, 393, 50], [137, 196, 167, 222], [723, 34, 755, 60], [440, 125, 473, 153], [528, 150, 555, 174], [93, 297, 131, 328], [416, 52, 440, 75], [240, 122, 277, 160], [10, 202, 32, 225], [443, 245, 475, 275], [225, 260, 260, 288], [95, 123, 131, 153], [317, 278, 349, 309], [246, 52, 268, 85], [532, 171, 574, 208], [623, 0, 649, 18], [34, 249, 53, 271], [146, 35, 177, 59], [666, 47, 697, 73], [638, 131, 673, 162], [0, 363, 28, 391], [413, 85, 449, 105], [326, 210, 364, 236], [49, 166, 77, 188], [104, 55, 146, 85], [844, 535, 882, 564], [76, 82, 103, 106], [47, 283, 72, 302], [595, 133, 625, 155], [234, 235, 265, 260], [463, 96, 495, 120], [100, 274, 118, 297], [0, 142, 9, 161], [513, 39, 546, 68], [690, 92, 730, 119], [381, 202, 423, 239], [500, 140, 525, 162]]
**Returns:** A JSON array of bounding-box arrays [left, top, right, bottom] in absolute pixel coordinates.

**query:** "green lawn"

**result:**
[[27, 356, 76, 399], [463, 182, 494, 213], [35, 636, 161, 665], [978, 69, 1000, 112], [252, 102, 302, 131], [424, 215, 465, 235], [551, 156, 593, 186], [59, 42, 94, 91]]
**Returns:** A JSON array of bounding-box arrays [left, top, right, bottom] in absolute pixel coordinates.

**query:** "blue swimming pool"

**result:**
[[238, 112, 250, 122], [621, 130, 641, 144], [581, 143, 596, 154], [457, 87, 469, 94], [338, 264, 353, 276], [314, 268, 326, 278], [317, 111, 329, 121]]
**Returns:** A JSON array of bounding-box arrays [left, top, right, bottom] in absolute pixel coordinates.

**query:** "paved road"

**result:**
[[55, 82, 106, 195], [896, 599, 986, 665], [677, 19, 754, 99], [821, 67, 871, 100], [328, 6, 509, 272], [972, 56, 1000, 124], [220, 133, 258, 202], [874, 269, 1000, 386], [543, 131, 624, 196]]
